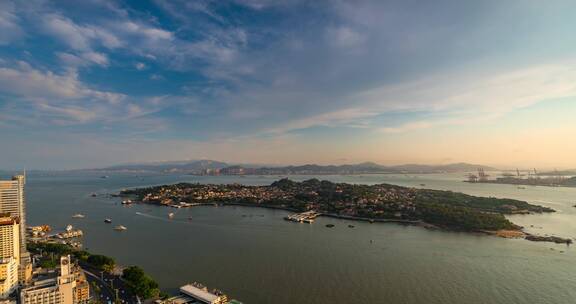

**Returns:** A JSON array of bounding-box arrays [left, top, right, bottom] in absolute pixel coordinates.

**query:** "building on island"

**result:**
[[20, 255, 90, 304]]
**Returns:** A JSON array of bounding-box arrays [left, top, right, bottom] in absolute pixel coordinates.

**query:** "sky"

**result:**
[[1, 0, 576, 170]]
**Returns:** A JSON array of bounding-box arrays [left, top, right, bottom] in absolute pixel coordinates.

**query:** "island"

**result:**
[[119, 179, 562, 236]]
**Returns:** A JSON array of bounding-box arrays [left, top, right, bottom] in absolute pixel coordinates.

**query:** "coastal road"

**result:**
[[80, 262, 139, 304]]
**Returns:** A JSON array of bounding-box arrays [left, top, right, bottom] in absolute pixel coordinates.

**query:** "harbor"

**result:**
[[283, 211, 321, 223]]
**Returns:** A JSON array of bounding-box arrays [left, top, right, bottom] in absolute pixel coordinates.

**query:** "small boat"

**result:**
[[188, 216, 193, 221], [168, 213, 175, 218], [104, 219, 112, 223], [65, 224, 73, 232], [420, 184, 426, 187], [114, 225, 127, 231], [100, 175, 109, 179], [90, 193, 97, 197], [348, 225, 355, 228], [325, 224, 335, 228], [72, 214, 85, 218], [121, 200, 133, 205]]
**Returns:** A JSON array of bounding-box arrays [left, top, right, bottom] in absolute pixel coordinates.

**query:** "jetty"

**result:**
[[284, 211, 320, 223]]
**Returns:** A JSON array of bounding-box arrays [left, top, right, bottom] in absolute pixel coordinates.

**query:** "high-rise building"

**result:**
[[0, 175, 32, 284], [20, 256, 90, 304], [0, 215, 20, 299]]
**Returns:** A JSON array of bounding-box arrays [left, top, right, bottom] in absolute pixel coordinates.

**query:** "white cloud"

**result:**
[[0, 61, 122, 102], [118, 21, 173, 41], [257, 62, 576, 135], [0, 2, 24, 45], [42, 14, 122, 51], [135, 62, 146, 70], [328, 26, 365, 48], [58, 52, 109, 67]]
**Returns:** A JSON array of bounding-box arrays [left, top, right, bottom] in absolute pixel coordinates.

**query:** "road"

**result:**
[[80, 262, 140, 304]]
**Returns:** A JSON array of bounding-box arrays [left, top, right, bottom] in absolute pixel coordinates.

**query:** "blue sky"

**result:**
[[1, 0, 576, 169]]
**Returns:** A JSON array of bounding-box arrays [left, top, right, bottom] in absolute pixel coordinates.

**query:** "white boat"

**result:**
[[114, 225, 127, 231], [168, 212, 175, 218], [72, 214, 85, 218], [65, 224, 73, 232], [104, 218, 112, 223]]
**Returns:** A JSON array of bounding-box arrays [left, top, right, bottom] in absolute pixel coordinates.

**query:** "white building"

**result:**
[[0, 216, 20, 299], [20, 256, 88, 304], [0, 175, 32, 284], [179, 284, 227, 304]]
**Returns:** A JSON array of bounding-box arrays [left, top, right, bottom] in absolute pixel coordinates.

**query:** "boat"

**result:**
[[420, 184, 426, 187], [348, 225, 355, 228], [168, 212, 175, 218], [90, 193, 97, 197], [104, 218, 112, 223], [100, 175, 109, 179], [188, 216, 193, 221], [325, 224, 335, 228], [72, 214, 85, 218], [114, 225, 127, 231], [65, 224, 73, 232], [121, 200, 133, 205]]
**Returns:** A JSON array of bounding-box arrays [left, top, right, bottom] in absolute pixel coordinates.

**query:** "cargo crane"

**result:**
[[477, 168, 489, 182], [466, 173, 478, 183]]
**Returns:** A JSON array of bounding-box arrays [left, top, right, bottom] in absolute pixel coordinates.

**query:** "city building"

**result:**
[[20, 256, 89, 304], [0, 175, 32, 284], [0, 215, 20, 299]]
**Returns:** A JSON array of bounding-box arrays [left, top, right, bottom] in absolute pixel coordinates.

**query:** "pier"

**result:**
[[284, 211, 321, 223]]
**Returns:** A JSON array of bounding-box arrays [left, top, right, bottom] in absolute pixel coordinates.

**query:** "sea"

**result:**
[[6, 172, 576, 304]]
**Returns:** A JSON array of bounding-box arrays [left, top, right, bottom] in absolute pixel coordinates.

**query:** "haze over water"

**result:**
[[15, 172, 576, 304]]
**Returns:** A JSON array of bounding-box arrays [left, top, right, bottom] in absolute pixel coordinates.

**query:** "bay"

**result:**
[[11, 172, 576, 304]]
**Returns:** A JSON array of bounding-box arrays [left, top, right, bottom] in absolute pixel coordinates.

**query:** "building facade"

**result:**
[[0, 175, 32, 284], [20, 256, 89, 304], [0, 215, 20, 299]]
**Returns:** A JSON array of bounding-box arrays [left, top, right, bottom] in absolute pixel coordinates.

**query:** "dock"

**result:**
[[284, 211, 320, 223]]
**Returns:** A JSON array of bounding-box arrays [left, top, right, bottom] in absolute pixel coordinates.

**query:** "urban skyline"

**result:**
[[1, 1, 576, 169]]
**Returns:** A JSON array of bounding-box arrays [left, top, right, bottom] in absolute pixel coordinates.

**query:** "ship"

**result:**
[[72, 214, 85, 218], [104, 218, 112, 223], [168, 212, 175, 218], [114, 225, 127, 231]]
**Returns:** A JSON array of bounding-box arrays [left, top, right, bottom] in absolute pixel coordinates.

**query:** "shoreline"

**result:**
[[123, 198, 572, 245]]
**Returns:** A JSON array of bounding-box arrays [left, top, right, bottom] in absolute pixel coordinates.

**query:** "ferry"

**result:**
[[104, 218, 112, 223], [114, 225, 127, 231], [72, 214, 85, 218]]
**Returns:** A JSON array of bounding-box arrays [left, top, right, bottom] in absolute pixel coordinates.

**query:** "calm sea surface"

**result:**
[[7, 172, 576, 304]]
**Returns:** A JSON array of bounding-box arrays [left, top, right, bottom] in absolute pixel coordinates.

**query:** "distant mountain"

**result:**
[[85, 160, 495, 175], [390, 163, 496, 173], [89, 160, 229, 173], [216, 162, 496, 175]]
